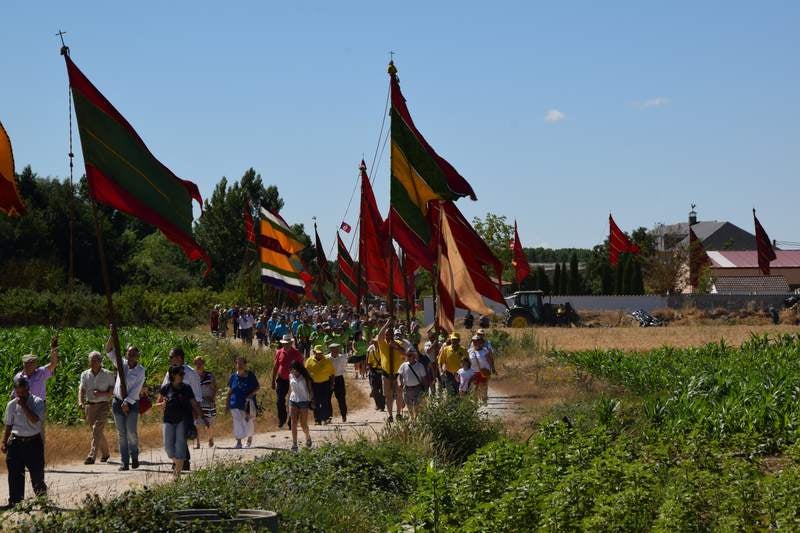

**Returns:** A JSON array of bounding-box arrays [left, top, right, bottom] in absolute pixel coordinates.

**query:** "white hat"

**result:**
[[280, 334, 292, 344]]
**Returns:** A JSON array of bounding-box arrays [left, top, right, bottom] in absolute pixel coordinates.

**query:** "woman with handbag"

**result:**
[[157, 365, 201, 479], [288, 361, 313, 451]]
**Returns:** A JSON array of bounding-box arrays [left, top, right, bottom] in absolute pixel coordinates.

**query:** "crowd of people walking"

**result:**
[[3, 304, 496, 508]]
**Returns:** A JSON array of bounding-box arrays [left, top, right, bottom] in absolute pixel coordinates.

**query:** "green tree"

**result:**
[[125, 232, 198, 292], [632, 260, 644, 294], [536, 266, 550, 294], [194, 168, 287, 290], [553, 263, 562, 295], [559, 261, 569, 295], [471, 213, 513, 280], [568, 252, 582, 294]]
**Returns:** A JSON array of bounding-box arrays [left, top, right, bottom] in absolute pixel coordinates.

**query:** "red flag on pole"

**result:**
[[609, 214, 640, 266], [359, 160, 406, 299], [511, 220, 530, 284], [753, 209, 776, 275], [243, 199, 256, 244]]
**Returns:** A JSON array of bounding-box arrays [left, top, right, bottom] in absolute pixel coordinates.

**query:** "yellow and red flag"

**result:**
[[0, 121, 26, 216]]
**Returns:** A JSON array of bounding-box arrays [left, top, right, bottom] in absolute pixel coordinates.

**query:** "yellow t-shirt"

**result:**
[[438, 345, 467, 373], [366, 345, 381, 368], [378, 339, 404, 375], [305, 356, 334, 383]]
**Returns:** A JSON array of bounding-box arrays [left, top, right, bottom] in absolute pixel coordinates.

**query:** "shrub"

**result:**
[[413, 393, 500, 464]]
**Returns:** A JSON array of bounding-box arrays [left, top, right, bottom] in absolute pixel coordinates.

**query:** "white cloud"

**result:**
[[633, 97, 669, 109], [544, 109, 565, 123]]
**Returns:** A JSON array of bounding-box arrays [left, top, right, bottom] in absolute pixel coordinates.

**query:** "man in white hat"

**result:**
[[327, 342, 348, 423], [271, 334, 303, 428]]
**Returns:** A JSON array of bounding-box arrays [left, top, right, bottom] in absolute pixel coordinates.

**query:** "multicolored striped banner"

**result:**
[[388, 61, 476, 269], [256, 206, 307, 294]]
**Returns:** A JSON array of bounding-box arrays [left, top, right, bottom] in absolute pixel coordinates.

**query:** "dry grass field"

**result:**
[[511, 323, 799, 352]]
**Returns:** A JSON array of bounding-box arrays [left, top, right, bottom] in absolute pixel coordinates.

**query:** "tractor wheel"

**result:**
[[510, 316, 529, 328]]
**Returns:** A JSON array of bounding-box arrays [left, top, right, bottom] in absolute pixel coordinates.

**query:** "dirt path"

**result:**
[[0, 378, 388, 509]]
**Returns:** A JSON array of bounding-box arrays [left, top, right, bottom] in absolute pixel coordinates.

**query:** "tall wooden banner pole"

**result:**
[[90, 200, 128, 398]]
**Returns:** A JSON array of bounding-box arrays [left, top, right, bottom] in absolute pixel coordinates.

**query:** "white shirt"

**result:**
[[457, 368, 477, 392], [328, 354, 348, 377], [289, 374, 311, 403], [4, 394, 45, 436], [79, 367, 116, 403], [106, 350, 146, 405], [162, 364, 202, 403], [398, 361, 427, 387], [469, 346, 492, 372]]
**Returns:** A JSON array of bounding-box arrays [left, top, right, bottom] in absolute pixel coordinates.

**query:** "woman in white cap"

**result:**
[[468, 335, 496, 404]]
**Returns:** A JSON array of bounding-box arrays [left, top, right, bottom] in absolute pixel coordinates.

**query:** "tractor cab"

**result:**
[[505, 290, 545, 328]]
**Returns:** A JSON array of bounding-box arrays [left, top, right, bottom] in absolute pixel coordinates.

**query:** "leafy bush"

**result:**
[[413, 393, 500, 464], [0, 286, 244, 328], [23, 440, 423, 532]]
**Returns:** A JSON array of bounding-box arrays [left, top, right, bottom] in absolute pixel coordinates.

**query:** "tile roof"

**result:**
[[712, 275, 791, 295], [707, 250, 800, 269]]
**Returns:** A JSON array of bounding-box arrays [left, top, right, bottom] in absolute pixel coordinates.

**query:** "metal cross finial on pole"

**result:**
[[56, 30, 70, 56], [389, 50, 396, 62]]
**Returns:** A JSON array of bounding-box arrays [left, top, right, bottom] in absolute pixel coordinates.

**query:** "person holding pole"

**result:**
[[12, 336, 59, 406], [105, 328, 146, 471], [327, 342, 348, 423], [377, 319, 405, 422]]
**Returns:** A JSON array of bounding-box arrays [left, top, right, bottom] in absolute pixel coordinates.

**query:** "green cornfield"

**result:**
[[0, 326, 200, 424]]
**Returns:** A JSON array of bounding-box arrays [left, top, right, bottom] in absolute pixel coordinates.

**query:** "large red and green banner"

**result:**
[[388, 62, 476, 269], [65, 55, 209, 272]]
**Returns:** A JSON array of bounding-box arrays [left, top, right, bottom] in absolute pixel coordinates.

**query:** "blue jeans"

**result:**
[[112, 399, 139, 466], [162, 420, 187, 460]]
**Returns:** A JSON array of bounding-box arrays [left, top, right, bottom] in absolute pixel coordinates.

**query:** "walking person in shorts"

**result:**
[[288, 361, 313, 451], [398, 348, 428, 419]]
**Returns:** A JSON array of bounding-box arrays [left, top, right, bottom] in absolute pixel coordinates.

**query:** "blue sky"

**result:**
[[2, 1, 798, 253]]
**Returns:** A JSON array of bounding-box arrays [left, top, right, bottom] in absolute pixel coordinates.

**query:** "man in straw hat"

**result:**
[[437, 332, 467, 396], [12, 336, 59, 405], [272, 334, 303, 428], [305, 345, 335, 425], [376, 319, 407, 422]]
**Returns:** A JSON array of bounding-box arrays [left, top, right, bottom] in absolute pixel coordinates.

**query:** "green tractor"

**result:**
[[504, 290, 580, 328]]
